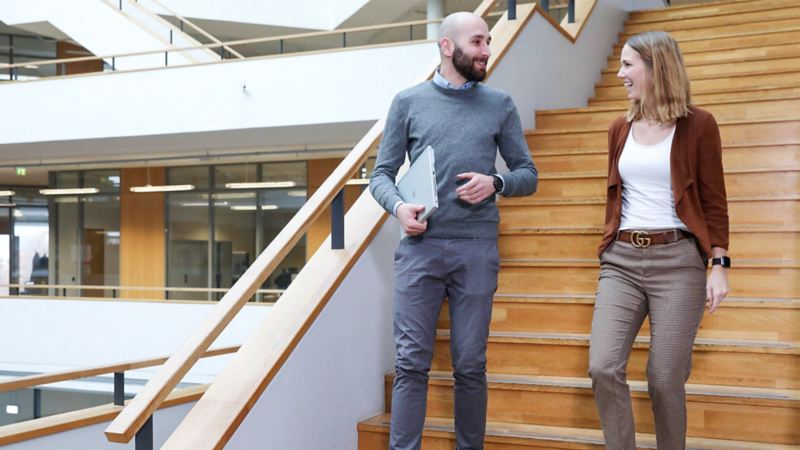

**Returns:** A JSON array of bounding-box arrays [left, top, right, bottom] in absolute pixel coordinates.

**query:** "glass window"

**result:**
[[261, 162, 307, 186], [12, 207, 49, 296], [168, 166, 209, 190], [167, 192, 209, 300], [81, 171, 120, 297], [213, 193, 255, 300], [214, 164, 258, 190]]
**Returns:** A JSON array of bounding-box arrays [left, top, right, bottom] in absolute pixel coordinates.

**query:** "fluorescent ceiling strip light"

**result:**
[[40, 187, 100, 195], [287, 190, 307, 197], [130, 184, 195, 193], [0, 190, 15, 196], [345, 178, 370, 186], [225, 181, 297, 189], [230, 204, 280, 211], [0, 202, 16, 208]]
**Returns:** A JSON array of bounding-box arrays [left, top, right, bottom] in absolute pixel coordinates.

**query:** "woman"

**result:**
[[588, 31, 730, 450]]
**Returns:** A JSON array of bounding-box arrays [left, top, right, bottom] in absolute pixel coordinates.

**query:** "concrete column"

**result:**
[[427, 0, 444, 40]]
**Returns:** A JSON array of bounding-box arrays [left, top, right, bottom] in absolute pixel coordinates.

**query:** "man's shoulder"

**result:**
[[394, 81, 435, 101], [475, 83, 512, 100]]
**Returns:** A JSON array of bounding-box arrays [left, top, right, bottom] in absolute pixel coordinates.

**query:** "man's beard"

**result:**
[[452, 43, 488, 82]]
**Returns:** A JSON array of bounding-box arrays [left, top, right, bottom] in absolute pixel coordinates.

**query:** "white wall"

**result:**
[[0, 41, 437, 146], [0, 299, 271, 386], [224, 219, 399, 450], [2, 402, 193, 450], [487, 0, 629, 129]]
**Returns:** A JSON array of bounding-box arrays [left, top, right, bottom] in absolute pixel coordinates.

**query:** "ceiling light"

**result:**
[[261, 205, 279, 210], [345, 178, 370, 186], [209, 192, 256, 200], [225, 181, 297, 189], [230, 205, 257, 211], [40, 187, 100, 195], [0, 190, 15, 196], [287, 190, 306, 197], [0, 202, 15, 208], [130, 184, 195, 193]]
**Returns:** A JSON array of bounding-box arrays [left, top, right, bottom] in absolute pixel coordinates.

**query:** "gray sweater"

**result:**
[[370, 81, 538, 239]]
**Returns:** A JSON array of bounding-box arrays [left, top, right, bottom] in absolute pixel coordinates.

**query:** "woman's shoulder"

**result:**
[[609, 115, 628, 133], [685, 106, 718, 128]]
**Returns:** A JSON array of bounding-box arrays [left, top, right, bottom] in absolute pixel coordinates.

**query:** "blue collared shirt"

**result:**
[[432, 67, 476, 90]]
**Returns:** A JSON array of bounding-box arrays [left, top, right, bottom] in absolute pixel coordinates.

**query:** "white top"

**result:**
[[618, 125, 689, 231]]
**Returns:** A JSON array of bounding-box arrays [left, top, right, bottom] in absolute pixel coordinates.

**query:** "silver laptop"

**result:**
[[397, 145, 438, 221]]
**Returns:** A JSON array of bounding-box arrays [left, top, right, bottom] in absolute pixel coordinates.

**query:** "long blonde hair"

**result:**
[[624, 31, 691, 123]]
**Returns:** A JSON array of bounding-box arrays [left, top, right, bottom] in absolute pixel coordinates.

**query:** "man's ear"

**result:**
[[439, 37, 454, 57]]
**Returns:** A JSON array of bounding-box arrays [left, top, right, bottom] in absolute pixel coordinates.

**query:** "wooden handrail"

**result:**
[[0, 283, 283, 295], [0, 17, 445, 72], [0, 346, 239, 393], [101, 0, 499, 444]]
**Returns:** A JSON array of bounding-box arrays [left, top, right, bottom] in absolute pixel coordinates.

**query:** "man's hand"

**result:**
[[397, 203, 427, 236], [456, 172, 496, 204]]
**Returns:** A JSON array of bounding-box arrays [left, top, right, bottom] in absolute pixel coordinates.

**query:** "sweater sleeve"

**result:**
[[696, 112, 729, 250], [496, 96, 538, 197], [369, 94, 409, 214]]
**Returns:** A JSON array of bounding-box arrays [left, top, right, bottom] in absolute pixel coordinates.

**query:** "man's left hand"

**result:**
[[456, 172, 495, 204]]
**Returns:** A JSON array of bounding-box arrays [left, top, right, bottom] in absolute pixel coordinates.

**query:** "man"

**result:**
[[369, 11, 538, 450]]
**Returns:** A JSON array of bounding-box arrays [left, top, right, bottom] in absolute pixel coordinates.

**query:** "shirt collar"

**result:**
[[433, 67, 475, 91]]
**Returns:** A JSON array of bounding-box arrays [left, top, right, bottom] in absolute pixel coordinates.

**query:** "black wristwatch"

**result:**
[[492, 175, 504, 193], [711, 256, 731, 268]]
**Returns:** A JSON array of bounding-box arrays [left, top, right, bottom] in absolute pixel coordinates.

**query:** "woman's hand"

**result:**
[[706, 265, 729, 314]]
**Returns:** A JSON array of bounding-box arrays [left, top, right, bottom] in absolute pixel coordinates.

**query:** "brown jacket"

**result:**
[[598, 106, 729, 259]]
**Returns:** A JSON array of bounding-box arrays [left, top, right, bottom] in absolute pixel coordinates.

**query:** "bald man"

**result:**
[[370, 12, 537, 450]]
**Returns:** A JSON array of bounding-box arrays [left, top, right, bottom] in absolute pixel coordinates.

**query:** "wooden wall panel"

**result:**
[[120, 168, 166, 299], [56, 41, 103, 75]]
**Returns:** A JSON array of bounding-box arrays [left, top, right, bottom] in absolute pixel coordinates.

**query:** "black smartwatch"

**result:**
[[711, 256, 731, 268], [492, 175, 504, 193]]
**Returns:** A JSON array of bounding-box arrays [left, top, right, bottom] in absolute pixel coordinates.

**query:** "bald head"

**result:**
[[439, 12, 488, 44]]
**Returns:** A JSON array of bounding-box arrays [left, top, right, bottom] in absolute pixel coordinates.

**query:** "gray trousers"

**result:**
[[589, 238, 707, 450], [389, 237, 499, 450]]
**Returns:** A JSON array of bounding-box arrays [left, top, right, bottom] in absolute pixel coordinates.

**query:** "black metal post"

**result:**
[[508, 0, 517, 20], [331, 189, 344, 249], [541, 0, 549, 14], [114, 372, 125, 406], [169, 30, 173, 44], [165, 51, 168, 67], [33, 388, 41, 419], [135, 415, 153, 450], [279, 39, 284, 54], [111, 57, 116, 71], [409, 24, 413, 41], [342, 32, 347, 48], [568, 0, 575, 23]]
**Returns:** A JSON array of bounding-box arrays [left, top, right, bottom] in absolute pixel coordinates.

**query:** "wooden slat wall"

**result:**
[[306, 158, 362, 259], [119, 168, 165, 299]]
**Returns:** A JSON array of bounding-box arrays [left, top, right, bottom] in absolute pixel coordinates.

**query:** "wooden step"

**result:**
[[497, 197, 799, 229], [589, 86, 800, 107], [497, 259, 800, 299], [496, 227, 799, 261], [598, 57, 800, 85], [610, 29, 800, 58], [386, 372, 800, 444], [593, 71, 800, 98], [531, 169, 799, 201], [359, 413, 800, 450], [439, 294, 800, 341], [533, 145, 800, 173], [628, 0, 798, 23], [536, 97, 800, 130], [618, 17, 800, 42], [526, 119, 800, 150], [432, 331, 800, 389], [622, 6, 800, 35]]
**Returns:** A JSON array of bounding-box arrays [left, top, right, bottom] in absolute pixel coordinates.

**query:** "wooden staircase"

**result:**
[[358, 0, 800, 448]]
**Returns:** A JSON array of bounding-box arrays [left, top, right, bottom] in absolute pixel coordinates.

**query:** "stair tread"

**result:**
[[490, 292, 800, 308], [526, 116, 798, 135], [498, 194, 800, 206], [533, 142, 800, 157], [539, 91, 800, 116], [498, 225, 800, 234], [359, 413, 800, 449], [535, 166, 799, 179], [418, 371, 800, 401], [601, 50, 800, 74], [627, 0, 800, 24], [435, 329, 800, 353], [499, 258, 800, 269]]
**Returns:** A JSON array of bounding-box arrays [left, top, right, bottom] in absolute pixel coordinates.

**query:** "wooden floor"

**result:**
[[358, 0, 800, 447]]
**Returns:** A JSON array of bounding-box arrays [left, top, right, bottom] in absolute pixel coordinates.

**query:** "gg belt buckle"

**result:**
[[631, 230, 651, 248]]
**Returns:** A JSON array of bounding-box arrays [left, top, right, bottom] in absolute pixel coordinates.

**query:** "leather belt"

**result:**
[[616, 229, 691, 249]]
